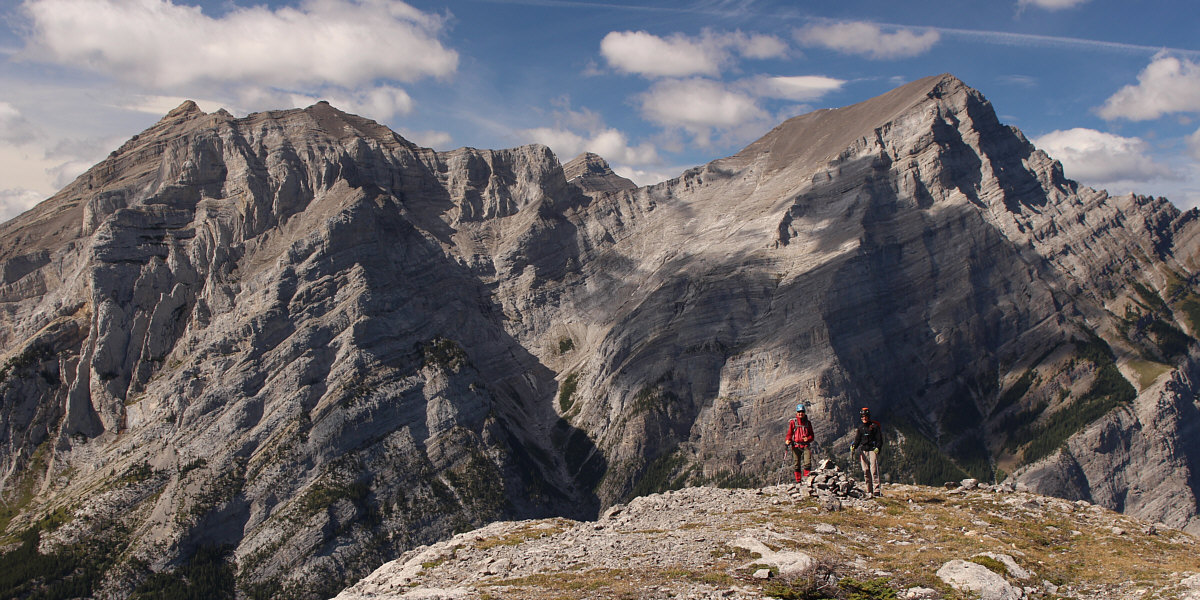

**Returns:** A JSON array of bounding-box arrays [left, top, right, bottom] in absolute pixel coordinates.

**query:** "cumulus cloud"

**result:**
[[1018, 0, 1091, 10], [794, 21, 939, 59], [601, 29, 786, 79], [0, 188, 46, 223], [638, 78, 769, 147], [748, 75, 846, 101], [1033, 128, 1176, 185], [601, 31, 722, 78], [1098, 54, 1200, 121], [19, 0, 457, 89], [524, 126, 659, 166], [322, 86, 415, 122]]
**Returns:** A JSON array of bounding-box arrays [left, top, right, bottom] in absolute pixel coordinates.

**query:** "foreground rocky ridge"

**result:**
[[4, 74, 1200, 598], [334, 481, 1200, 600]]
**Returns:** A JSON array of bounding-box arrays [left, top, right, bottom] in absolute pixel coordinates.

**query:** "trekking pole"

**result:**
[[780, 443, 789, 486]]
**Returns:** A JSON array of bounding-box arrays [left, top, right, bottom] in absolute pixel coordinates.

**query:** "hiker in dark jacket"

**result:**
[[851, 407, 882, 496], [785, 403, 815, 482]]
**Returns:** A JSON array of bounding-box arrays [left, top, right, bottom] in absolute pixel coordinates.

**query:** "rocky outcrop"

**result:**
[[332, 483, 1200, 600], [3, 74, 1200, 598]]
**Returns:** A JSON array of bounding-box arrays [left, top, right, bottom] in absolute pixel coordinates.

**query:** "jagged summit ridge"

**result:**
[[3, 74, 1200, 599]]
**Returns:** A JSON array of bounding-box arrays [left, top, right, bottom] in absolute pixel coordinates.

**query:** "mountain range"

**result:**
[[2, 73, 1200, 598]]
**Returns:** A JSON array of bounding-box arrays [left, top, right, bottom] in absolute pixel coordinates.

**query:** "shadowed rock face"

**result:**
[[3, 74, 1200, 597]]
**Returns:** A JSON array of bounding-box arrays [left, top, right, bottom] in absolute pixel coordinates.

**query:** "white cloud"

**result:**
[[748, 75, 846, 101], [600, 29, 787, 79], [613, 165, 677, 188], [322, 86, 415, 122], [19, 0, 457, 89], [729, 32, 789, 60], [600, 30, 724, 78], [1189, 127, 1200, 162], [1017, 0, 1091, 10], [794, 21, 939, 59], [1098, 54, 1200, 121], [0, 188, 46, 223], [639, 78, 768, 146], [1033, 128, 1176, 185], [524, 126, 659, 166]]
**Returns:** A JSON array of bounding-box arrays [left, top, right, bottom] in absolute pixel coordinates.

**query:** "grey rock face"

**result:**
[[4, 74, 1200, 596], [562, 152, 637, 194]]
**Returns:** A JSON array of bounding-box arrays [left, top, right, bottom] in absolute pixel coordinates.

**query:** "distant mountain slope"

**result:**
[[2, 74, 1200, 599]]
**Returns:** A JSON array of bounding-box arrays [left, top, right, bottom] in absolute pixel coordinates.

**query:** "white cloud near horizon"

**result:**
[[1098, 55, 1200, 121], [1033, 128, 1177, 185], [19, 0, 458, 90], [1017, 0, 1091, 10], [794, 21, 939, 60], [600, 29, 786, 79], [525, 126, 660, 166], [1188, 127, 1200, 162], [638, 78, 768, 146]]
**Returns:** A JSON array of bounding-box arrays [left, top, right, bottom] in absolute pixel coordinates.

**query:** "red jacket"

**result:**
[[786, 416, 814, 447]]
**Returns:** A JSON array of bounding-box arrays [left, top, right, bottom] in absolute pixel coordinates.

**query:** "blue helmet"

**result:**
[[795, 403, 806, 412]]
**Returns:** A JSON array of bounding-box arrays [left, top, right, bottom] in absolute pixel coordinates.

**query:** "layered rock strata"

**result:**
[[2, 74, 1200, 597]]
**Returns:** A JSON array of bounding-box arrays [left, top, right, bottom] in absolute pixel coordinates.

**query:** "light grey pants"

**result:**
[[857, 449, 880, 493]]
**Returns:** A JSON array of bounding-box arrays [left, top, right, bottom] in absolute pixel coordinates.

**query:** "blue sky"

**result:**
[[2, 0, 1200, 222]]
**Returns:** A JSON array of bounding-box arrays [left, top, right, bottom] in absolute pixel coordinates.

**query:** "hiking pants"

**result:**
[[792, 445, 812, 472], [858, 449, 880, 493]]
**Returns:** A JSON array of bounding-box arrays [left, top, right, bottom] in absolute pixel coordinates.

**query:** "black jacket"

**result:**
[[853, 419, 882, 451]]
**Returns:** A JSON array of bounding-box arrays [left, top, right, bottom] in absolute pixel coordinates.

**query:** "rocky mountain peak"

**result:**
[[563, 152, 636, 194], [164, 99, 204, 119], [732, 73, 971, 173]]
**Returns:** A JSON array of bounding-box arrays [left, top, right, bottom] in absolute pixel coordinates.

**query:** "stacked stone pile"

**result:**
[[785, 460, 866, 509]]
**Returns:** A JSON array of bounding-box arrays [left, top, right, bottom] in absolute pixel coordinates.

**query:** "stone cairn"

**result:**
[[786, 459, 865, 510]]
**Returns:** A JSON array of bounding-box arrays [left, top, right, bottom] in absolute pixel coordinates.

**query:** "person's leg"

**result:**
[[801, 446, 812, 477], [792, 446, 803, 482], [868, 451, 881, 495], [858, 450, 873, 494]]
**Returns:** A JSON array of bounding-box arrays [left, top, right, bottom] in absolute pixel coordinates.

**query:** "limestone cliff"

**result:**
[[2, 74, 1200, 598]]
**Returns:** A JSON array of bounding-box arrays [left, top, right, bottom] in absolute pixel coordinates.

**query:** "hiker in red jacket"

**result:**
[[785, 403, 815, 482]]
